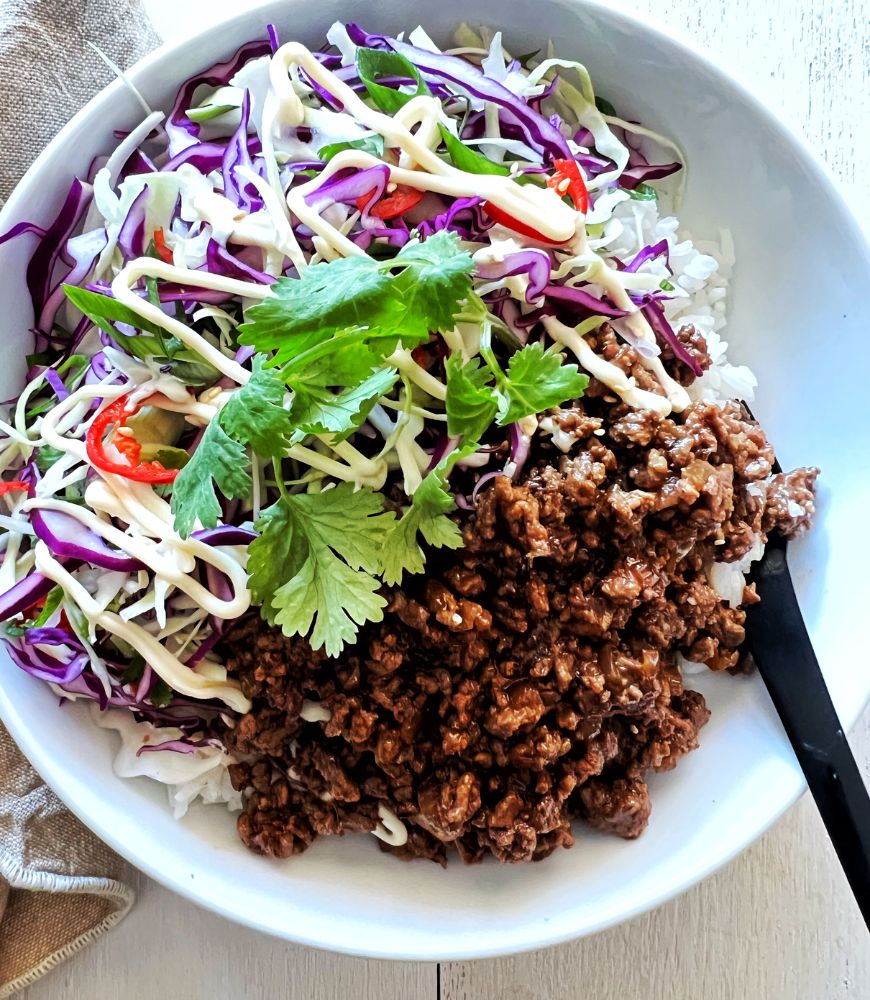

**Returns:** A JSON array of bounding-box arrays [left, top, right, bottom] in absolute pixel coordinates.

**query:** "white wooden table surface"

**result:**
[[22, 0, 870, 996]]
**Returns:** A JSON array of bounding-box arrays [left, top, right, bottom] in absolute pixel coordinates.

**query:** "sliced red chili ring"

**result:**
[[86, 394, 179, 484], [153, 227, 174, 264], [547, 159, 590, 214], [0, 481, 30, 496]]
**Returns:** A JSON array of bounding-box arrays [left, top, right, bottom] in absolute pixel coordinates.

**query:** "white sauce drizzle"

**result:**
[[110, 260, 271, 385], [269, 43, 580, 249], [34, 542, 250, 712], [32, 382, 251, 711], [587, 260, 690, 413], [263, 41, 683, 410], [543, 316, 672, 416], [371, 803, 409, 847]]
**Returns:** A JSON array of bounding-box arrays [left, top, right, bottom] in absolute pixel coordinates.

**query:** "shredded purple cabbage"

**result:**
[[345, 24, 571, 162], [543, 283, 627, 318], [477, 250, 551, 302], [643, 299, 702, 375], [164, 38, 272, 156]]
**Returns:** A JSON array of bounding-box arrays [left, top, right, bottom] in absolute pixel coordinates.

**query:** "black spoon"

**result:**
[[745, 500, 870, 929]]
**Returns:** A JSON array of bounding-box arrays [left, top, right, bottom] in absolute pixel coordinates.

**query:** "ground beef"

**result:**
[[762, 467, 819, 537], [219, 326, 818, 865]]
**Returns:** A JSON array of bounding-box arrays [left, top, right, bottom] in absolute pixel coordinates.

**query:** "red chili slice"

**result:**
[[482, 201, 571, 244], [0, 481, 30, 496], [86, 394, 178, 484], [153, 227, 174, 264], [356, 185, 424, 220], [547, 158, 590, 214]]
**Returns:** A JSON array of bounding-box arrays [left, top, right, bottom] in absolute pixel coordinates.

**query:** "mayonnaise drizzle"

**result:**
[[269, 42, 580, 249], [33, 381, 251, 710], [24, 494, 250, 619], [110, 260, 273, 385], [543, 316, 672, 416], [587, 260, 690, 412], [262, 40, 687, 411], [34, 542, 250, 712]]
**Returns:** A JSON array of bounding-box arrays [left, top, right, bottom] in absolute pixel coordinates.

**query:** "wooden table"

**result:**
[[22, 0, 870, 996]]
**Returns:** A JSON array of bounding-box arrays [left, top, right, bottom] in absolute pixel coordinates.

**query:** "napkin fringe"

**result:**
[[0, 849, 134, 998]]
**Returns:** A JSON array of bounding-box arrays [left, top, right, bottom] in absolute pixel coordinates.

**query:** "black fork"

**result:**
[[743, 443, 870, 929]]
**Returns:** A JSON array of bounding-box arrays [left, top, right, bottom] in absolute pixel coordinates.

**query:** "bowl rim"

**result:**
[[1, 0, 869, 961]]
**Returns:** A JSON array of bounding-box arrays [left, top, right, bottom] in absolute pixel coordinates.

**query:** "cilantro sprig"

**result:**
[[247, 460, 466, 656], [445, 333, 589, 441], [379, 457, 466, 586], [249, 484, 392, 656], [170, 358, 292, 537], [238, 231, 475, 368]]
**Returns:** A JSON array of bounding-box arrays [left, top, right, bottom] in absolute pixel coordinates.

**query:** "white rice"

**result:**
[[600, 195, 758, 405]]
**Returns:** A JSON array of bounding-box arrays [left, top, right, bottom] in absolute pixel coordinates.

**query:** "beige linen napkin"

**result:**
[[0, 0, 159, 993]]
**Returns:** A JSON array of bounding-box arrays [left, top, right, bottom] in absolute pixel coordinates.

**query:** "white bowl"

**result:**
[[1, 0, 869, 962]]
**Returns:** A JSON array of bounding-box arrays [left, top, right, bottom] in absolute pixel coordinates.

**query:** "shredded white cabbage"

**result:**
[[91, 705, 242, 819]]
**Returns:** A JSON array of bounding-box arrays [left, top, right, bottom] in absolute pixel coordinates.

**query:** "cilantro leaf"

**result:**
[[149, 678, 174, 708], [248, 484, 394, 654], [280, 326, 402, 384], [239, 232, 474, 368], [246, 500, 306, 617], [170, 420, 252, 538], [392, 231, 476, 336], [379, 459, 465, 586], [289, 367, 398, 440], [495, 342, 589, 424], [238, 256, 393, 365], [284, 485, 394, 571], [120, 653, 146, 686], [248, 500, 306, 612], [273, 548, 385, 656], [444, 353, 498, 442], [356, 48, 430, 113], [437, 124, 510, 176], [220, 356, 293, 457]]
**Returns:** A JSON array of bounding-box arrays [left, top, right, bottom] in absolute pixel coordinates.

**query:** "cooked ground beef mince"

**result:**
[[219, 325, 818, 865]]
